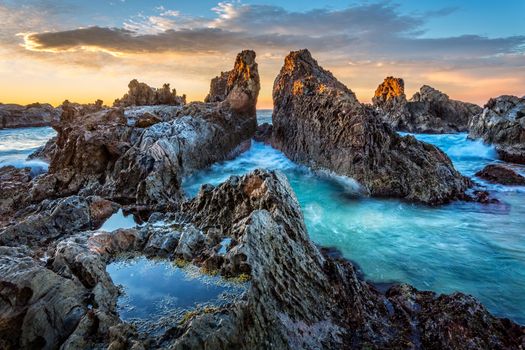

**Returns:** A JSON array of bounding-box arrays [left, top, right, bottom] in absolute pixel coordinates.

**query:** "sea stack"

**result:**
[[469, 95, 525, 164], [372, 77, 482, 133], [271, 49, 470, 204]]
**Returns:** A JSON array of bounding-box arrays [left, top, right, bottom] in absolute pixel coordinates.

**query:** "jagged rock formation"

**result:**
[[23, 50, 259, 212], [271, 49, 470, 204], [469, 95, 525, 164], [114, 80, 186, 107], [476, 164, 525, 185], [372, 78, 482, 133], [3, 170, 522, 349], [204, 50, 260, 114], [0, 103, 61, 129], [205, 71, 230, 102]]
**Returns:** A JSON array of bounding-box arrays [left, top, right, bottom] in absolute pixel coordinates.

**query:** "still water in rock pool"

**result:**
[[0, 126, 55, 173], [106, 257, 246, 331], [184, 110, 525, 324]]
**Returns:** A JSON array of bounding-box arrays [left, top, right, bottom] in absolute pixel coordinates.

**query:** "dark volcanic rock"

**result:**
[[469, 95, 525, 164], [113, 80, 186, 107], [476, 164, 525, 185], [372, 78, 482, 133], [271, 49, 470, 204], [0, 103, 61, 129], [29, 50, 260, 210]]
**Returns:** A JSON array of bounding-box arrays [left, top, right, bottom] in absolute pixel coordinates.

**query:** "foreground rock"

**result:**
[[476, 164, 525, 185], [1, 170, 523, 349], [27, 50, 259, 211], [0, 166, 33, 226], [469, 95, 525, 164], [113, 79, 186, 107], [271, 50, 470, 204], [0, 103, 61, 129], [373, 77, 482, 133]]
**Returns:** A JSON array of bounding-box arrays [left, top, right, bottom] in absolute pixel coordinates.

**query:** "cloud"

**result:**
[[19, 1, 525, 64]]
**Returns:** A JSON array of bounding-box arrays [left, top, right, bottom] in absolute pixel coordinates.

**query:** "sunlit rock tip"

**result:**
[[206, 49, 260, 114], [373, 78, 482, 133], [113, 79, 186, 107], [272, 48, 470, 205]]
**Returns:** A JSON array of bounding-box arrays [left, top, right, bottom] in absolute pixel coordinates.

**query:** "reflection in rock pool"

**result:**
[[99, 209, 137, 232], [107, 257, 247, 332]]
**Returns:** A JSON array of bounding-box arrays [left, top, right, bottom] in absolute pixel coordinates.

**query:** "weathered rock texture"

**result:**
[[469, 95, 525, 164], [26, 51, 259, 210], [1, 170, 523, 349], [113, 80, 186, 107], [0, 103, 61, 129], [0, 166, 33, 227], [476, 164, 525, 185], [271, 50, 470, 204], [372, 78, 482, 133]]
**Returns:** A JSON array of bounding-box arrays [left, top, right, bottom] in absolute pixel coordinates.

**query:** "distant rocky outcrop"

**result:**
[[271, 49, 470, 204], [372, 78, 482, 133], [0, 103, 61, 129], [469, 95, 525, 164], [476, 164, 525, 185], [113, 79, 186, 107], [24, 50, 259, 212]]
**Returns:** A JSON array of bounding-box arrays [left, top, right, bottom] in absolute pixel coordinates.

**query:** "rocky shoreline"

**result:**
[[0, 103, 61, 129], [1, 49, 524, 349]]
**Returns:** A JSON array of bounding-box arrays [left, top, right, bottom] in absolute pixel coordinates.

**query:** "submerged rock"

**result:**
[[0, 102, 61, 129], [476, 164, 525, 185], [271, 49, 470, 204], [372, 78, 482, 133], [113, 80, 186, 107], [469, 95, 525, 164]]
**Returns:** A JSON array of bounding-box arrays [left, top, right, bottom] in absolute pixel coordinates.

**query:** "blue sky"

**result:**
[[1, 0, 524, 106]]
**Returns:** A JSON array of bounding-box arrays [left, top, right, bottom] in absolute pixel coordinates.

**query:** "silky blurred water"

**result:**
[[184, 110, 525, 324], [0, 126, 55, 173], [3, 114, 524, 324]]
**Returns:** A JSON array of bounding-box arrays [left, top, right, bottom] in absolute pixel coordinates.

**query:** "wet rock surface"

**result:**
[[1, 169, 524, 349], [372, 77, 482, 133], [469, 95, 525, 164], [271, 49, 470, 204], [476, 164, 525, 185], [0, 103, 61, 129]]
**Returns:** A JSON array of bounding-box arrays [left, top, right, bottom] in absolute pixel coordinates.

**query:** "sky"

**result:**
[[0, 0, 524, 108]]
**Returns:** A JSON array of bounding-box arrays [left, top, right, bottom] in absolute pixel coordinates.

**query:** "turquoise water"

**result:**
[[3, 115, 525, 324], [184, 110, 525, 325], [107, 257, 246, 327], [0, 126, 55, 173]]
